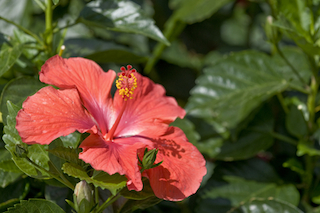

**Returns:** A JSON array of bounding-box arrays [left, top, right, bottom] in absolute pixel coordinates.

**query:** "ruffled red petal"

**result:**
[[16, 86, 96, 144], [143, 127, 206, 201], [79, 134, 146, 191], [113, 73, 186, 138], [39, 55, 116, 135]]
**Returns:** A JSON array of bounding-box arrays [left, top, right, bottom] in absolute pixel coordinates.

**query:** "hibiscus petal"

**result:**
[[16, 86, 96, 145], [79, 134, 146, 191], [143, 127, 206, 201], [40, 55, 116, 134], [114, 73, 186, 137]]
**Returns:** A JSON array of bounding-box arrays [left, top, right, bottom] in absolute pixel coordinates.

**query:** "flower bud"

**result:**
[[73, 180, 94, 213], [264, 15, 281, 44], [140, 148, 162, 172], [15, 144, 28, 158]]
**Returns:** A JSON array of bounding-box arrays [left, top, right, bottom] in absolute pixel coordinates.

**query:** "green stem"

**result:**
[[0, 16, 43, 45], [269, 131, 298, 145], [277, 93, 289, 114], [95, 193, 121, 213], [94, 186, 99, 205], [45, 0, 53, 56], [307, 76, 318, 131], [275, 44, 307, 86], [144, 17, 186, 74], [302, 155, 314, 202], [53, 21, 78, 33]]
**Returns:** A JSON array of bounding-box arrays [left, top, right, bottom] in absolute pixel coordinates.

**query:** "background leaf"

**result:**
[[78, 0, 169, 45], [4, 198, 65, 213], [0, 77, 45, 124], [62, 162, 127, 195]]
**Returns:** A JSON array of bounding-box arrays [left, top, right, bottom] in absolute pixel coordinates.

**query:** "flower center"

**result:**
[[105, 65, 137, 141], [116, 65, 137, 101]]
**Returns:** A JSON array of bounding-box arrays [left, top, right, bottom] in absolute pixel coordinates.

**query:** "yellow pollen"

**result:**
[[116, 66, 137, 101]]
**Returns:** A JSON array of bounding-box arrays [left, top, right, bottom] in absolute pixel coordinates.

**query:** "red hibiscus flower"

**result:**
[[16, 55, 206, 201]]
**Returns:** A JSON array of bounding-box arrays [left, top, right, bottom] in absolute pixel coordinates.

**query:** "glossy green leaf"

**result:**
[[4, 198, 65, 213], [186, 48, 311, 129], [0, 43, 22, 78], [64, 38, 148, 63], [172, 0, 233, 24], [62, 162, 127, 195], [204, 176, 300, 206], [0, 77, 45, 124], [78, 0, 169, 45], [59, 132, 81, 149], [240, 199, 303, 213], [3, 101, 49, 178]]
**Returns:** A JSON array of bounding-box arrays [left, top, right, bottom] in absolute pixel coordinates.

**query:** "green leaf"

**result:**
[[170, 117, 200, 145], [0, 149, 22, 173], [78, 0, 169, 45], [286, 105, 308, 138], [59, 132, 81, 148], [48, 146, 83, 166], [0, 170, 22, 188], [161, 41, 203, 70], [4, 198, 65, 213], [0, 43, 22, 77], [297, 140, 320, 156], [119, 196, 162, 213], [0, 77, 45, 124], [204, 176, 300, 206], [186, 48, 311, 129], [3, 101, 49, 178], [0, 180, 28, 203], [283, 158, 305, 175], [272, 0, 320, 57], [215, 105, 274, 161], [120, 178, 155, 200], [240, 199, 303, 213], [62, 162, 127, 195], [64, 38, 148, 63], [52, 0, 59, 5], [172, 0, 233, 24]]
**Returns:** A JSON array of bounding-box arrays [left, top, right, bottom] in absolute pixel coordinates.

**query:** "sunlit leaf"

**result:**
[[62, 162, 127, 195], [186, 48, 311, 129], [240, 199, 303, 213], [78, 0, 169, 45], [3, 101, 49, 178]]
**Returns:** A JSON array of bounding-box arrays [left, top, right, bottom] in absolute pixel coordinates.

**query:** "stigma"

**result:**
[[116, 65, 137, 101]]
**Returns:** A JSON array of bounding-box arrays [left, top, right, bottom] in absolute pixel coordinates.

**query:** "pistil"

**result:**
[[105, 65, 138, 141]]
